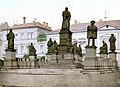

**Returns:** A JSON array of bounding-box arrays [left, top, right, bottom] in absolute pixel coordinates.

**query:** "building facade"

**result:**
[[0, 20, 52, 58]]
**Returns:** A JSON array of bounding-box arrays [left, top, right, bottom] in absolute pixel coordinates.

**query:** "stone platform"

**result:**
[[0, 69, 120, 87]]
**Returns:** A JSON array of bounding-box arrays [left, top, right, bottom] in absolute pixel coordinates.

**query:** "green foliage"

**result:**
[[37, 33, 47, 42], [23, 54, 29, 59]]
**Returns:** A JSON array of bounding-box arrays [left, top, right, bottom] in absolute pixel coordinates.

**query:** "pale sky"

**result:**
[[0, 0, 120, 29]]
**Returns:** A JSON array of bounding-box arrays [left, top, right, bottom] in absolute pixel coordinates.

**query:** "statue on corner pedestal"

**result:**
[[109, 34, 116, 52], [87, 20, 97, 46], [62, 7, 71, 29], [28, 43, 36, 56], [52, 40, 58, 53], [77, 44, 82, 57], [47, 38, 53, 53], [6, 29, 15, 50], [100, 41, 108, 54]]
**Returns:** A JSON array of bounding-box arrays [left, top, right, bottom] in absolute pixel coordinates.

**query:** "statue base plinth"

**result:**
[[4, 49, 17, 69], [109, 52, 117, 69], [99, 53, 108, 59], [29, 56, 36, 68], [85, 46, 97, 58], [84, 46, 97, 70]]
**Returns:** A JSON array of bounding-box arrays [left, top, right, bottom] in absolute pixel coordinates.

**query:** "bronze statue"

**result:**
[[52, 40, 58, 53], [73, 42, 77, 54], [109, 34, 116, 52], [77, 44, 82, 57], [62, 7, 71, 29], [47, 38, 53, 53], [28, 43, 36, 56], [100, 41, 108, 54], [87, 20, 97, 46], [6, 29, 15, 49]]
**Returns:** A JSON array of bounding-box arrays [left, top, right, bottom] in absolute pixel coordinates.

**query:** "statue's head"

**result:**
[[90, 20, 95, 24], [111, 34, 114, 36], [31, 43, 33, 45], [65, 7, 68, 11], [103, 41, 105, 44], [10, 29, 12, 32]]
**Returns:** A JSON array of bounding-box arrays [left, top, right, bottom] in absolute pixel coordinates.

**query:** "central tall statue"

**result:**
[[62, 7, 71, 29], [87, 20, 97, 46]]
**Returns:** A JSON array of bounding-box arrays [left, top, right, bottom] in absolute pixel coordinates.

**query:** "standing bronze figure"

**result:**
[[87, 20, 97, 46], [109, 34, 116, 52], [62, 7, 71, 29], [6, 29, 15, 49]]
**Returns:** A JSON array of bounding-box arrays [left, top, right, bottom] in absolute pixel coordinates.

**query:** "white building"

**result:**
[[46, 20, 120, 67], [0, 19, 52, 58]]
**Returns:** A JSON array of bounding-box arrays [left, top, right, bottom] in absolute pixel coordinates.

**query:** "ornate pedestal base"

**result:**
[[99, 53, 108, 59], [4, 49, 17, 69], [99, 53, 108, 69], [84, 46, 97, 70], [29, 56, 36, 68], [109, 52, 117, 69]]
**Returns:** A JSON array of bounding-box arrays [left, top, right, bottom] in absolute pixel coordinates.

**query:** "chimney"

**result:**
[[46, 23, 48, 28], [43, 22, 45, 26], [23, 17, 26, 24], [74, 20, 77, 24]]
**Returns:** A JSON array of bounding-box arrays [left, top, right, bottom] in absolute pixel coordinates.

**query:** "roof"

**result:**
[[51, 20, 120, 33], [10, 22, 52, 31], [71, 20, 120, 32], [0, 22, 10, 30]]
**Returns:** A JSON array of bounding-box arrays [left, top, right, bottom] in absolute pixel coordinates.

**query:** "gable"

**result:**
[[99, 25, 118, 30]]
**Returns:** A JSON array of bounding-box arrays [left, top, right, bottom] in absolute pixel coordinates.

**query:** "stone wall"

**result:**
[[0, 69, 120, 87]]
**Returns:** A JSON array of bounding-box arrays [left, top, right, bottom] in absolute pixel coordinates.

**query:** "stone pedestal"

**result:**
[[51, 54, 57, 59], [102, 59, 109, 69], [99, 53, 108, 59], [46, 54, 52, 61], [99, 53, 108, 69], [84, 46, 97, 70], [4, 49, 17, 69], [85, 46, 97, 58], [109, 52, 117, 69], [29, 56, 36, 68], [59, 29, 72, 53]]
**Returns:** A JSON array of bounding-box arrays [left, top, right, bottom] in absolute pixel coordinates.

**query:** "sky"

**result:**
[[0, 0, 120, 30]]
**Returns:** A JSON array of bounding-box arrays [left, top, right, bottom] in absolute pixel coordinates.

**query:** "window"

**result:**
[[15, 34, 18, 39], [21, 33, 24, 39], [21, 46, 24, 54], [31, 32, 34, 39], [40, 45, 44, 53], [27, 32, 31, 39], [0, 34, 3, 40]]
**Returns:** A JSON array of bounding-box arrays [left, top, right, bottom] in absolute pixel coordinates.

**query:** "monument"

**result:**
[[46, 7, 83, 68], [59, 7, 72, 53], [84, 20, 98, 70], [4, 29, 16, 69]]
